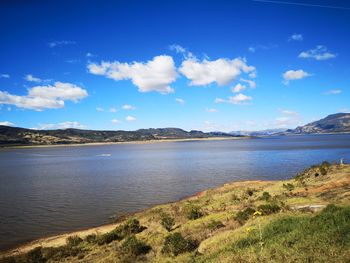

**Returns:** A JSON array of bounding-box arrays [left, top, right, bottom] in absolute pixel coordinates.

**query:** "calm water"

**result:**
[[1, 134, 350, 250]]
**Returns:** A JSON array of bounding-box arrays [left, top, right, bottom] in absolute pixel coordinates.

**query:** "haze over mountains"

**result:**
[[0, 113, 349, 146]]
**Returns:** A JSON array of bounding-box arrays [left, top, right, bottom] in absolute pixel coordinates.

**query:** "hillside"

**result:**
[[287, 113, 350, 134], [1, 162, 350, 262], [0, 126, 237, 147]]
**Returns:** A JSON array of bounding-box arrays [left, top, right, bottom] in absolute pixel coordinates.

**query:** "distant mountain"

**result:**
[[286, 113, 350, 134], [0, 126, 237, 147], [230, 128, 286, 136]]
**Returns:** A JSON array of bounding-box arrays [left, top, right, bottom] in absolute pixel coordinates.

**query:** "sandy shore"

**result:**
[[2, 136, 251, 149]]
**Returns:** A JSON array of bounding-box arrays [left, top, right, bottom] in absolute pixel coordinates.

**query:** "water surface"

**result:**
[[1, 134, 350, 250]]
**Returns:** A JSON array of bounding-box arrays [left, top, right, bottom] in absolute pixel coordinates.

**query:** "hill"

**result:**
[[1, 162, 350, 262], [0, 126, 237, 147], [287, 113, 350, 134]]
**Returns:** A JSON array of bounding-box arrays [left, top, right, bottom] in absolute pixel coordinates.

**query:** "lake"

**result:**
[[1, 134, 350, 251]]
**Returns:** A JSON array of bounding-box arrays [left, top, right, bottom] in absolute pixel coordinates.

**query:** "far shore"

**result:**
[[0, 136, 253, 149]]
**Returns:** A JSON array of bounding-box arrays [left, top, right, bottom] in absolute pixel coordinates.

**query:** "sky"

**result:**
[[0, 0, 349, 132]]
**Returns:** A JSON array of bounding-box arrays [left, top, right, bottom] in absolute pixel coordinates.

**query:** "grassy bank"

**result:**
[[1, 162, 350, 262]]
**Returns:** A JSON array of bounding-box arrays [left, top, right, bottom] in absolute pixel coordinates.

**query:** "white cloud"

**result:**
[[282, 69, 310, 84], [279, 109, 298, 115], [339, 108, 350, 113], [0, 82, 88, 111], [87, 55, 177, 94], [111, 119, 120, 124], [215, 94, 252, 105], [34, 121, 86, 130], [0, 121, 15, 126], [175, 98, 185, 104], [324, 89, 342, 95], [232, 83, 247, 93], [24, 74, 42, 83], [126, 116, 136, 122], [109, 107, 117, 112], [289, 34, 303, 41], [48, 40, 76, 48], [169, 44, 194, 59], [249, 72, 257, 78], [206, 108, 218, 113], [86, 52, 95, 57], [298, 45, 336, 60], [179, 57, 255, 86], [122, 104, 136, 110], [240, 78, 256, 88], [96, 107, 104, 112], [274, 109, 302, 128], [248, 44, 277, 53], [0, 74, 10, 78]]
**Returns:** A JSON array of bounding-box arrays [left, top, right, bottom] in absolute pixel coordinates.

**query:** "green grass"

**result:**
[[200, 204, 350, 262]]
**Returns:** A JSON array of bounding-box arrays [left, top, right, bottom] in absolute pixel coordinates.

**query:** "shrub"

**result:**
[[66, 235, 83, 247], [283, 183, 295, 192], [0, 257, 16, 263], [183, 203, 203, 220], [97, 230, 122, 245], [121, 235, 151, 256], [26, 247, 45, 263], [246, 188, 255, 197], [231, 193, 240, 202], [320, 167, 327, 176], [160, 213, 175, 232], [261, 191, 271, 201], [162, 232, 198, 256], [257, 203, 281, 215], [84, 233, 97, 243], [207, 220, 225, 230], [235, 207, 256, 225]]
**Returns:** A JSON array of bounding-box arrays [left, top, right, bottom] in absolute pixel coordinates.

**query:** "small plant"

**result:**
[[320, 167, 327, 176], [207, 220, 225, 230], [235, 207, 256, 225], [162, 232, 198, 256], [183, 203, 203, 220], [84, 233, 97, 243], [160, 212, 175, 232], [257, 203, 281, 215], [66, 235, 83, 247], [261, 191, 271, 201], [231, 193, 240, 202], [246, 188, 255, 197], [26, 247, 45, 263], [283, 183, 295, 192], [121, 235, 151, 256]]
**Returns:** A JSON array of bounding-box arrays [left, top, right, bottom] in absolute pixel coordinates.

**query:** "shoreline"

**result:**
[[0, 136, 252, 150], [0, 178, 273, 257]]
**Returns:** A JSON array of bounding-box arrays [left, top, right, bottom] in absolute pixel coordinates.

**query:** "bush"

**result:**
[[261, 191, 271, 201], [235, 207, 256, 225], [246, 188, 255, 197], [84, 234, 97, 243], [0, 257, 16, 263], [162, 232, 198, 256], [121, 235, 151, 256], [257, 203, 281, 215], [160, 213, 175, 232], [283, 183, 295, 192], [207, 220, 225, 230], [183, 203, 203, 220], [66, 235, 83, 247], [320, 167, 327, 175], [97, 218, 146, 245], [26, 247, 45, 263]]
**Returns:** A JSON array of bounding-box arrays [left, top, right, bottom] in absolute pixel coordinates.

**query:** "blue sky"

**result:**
[[0, 0, 349, 132]]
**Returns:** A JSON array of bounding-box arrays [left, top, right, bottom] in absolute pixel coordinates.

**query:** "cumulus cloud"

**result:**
[[0, 82, 88, 111], [48, 40, 76, 48], [232, 83, 247, 93], [111, 119, 120, 124], [24, 74, 42, 83], [179, 57, 255, 86], [0, 74, 10, 78], [0, 121, 15, 126], [298, 45, 336, 60], [282, 69, 310, 84], [122, 104, 136, 110], [87, 55, 177, 94], [240, 78, 256, 88], [34, 121, 86, 130], [215, 93, 252, 105], [175, 98, 185, 104], [289, 34, 303, 41], [126, 116, 136, 121], [324, 89, 342, 95]]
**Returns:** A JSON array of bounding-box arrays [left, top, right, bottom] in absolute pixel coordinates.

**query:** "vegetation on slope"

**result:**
[[1, 162, 350, 262]]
